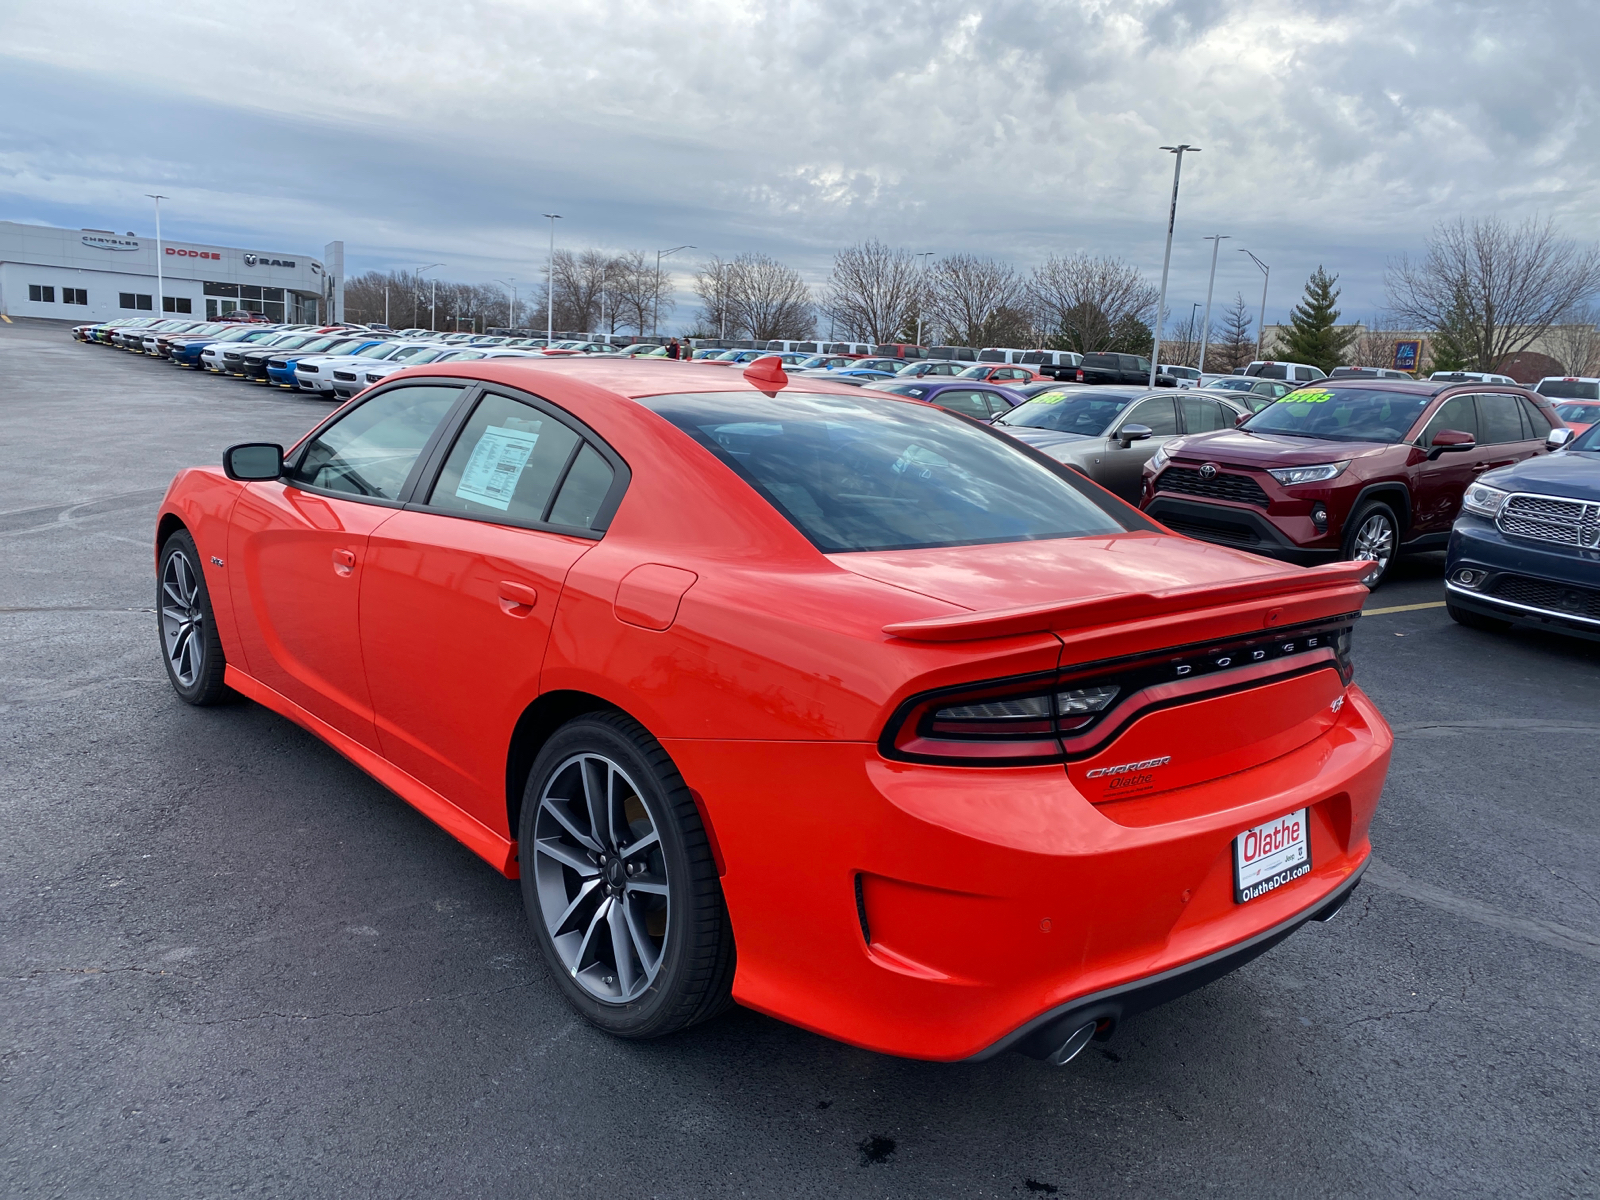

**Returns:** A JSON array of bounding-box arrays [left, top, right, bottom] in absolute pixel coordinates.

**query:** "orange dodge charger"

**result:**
[[154, 356, 1392, 1065]]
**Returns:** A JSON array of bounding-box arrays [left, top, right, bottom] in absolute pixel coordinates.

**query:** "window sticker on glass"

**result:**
[[456, 424, 540, 511], [1283, 389, 1334, 404]]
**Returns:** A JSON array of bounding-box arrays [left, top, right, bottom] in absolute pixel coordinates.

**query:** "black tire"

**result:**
[[1342, 499, 1399, 588], [518, 711, 735, 1038], [1447, 602, 1512, 633], [156, 529, 232, 706]]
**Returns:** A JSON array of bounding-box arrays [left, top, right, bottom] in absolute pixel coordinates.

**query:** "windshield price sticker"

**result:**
[[1233, 808, 1311, 903], [1283, 389, 1334, 404], [456, 424, 540, 511]]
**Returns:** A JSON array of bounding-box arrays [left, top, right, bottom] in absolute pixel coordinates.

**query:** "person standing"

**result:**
[[667, 337, 682, 360]]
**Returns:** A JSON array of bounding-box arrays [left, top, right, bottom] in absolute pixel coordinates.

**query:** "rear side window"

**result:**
[[427, 392, 581, 521], [1476, 393, 1527, 445], [291, 385, 464, 500], [644, 390, 1129, 553], [1181, 397, 1230, 432], [933, 389, 992, 420], [547, 444, 616, 528]]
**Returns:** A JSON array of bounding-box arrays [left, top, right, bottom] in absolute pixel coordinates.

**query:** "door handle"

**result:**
[[331, 548, 356, 577], [497, 581, 538, 617]]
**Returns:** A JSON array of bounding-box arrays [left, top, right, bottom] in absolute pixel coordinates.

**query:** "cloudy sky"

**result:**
[[2, 0, 1595, 330]]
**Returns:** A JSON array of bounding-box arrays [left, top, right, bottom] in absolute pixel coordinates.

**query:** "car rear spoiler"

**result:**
[[882, 560, 1372, 642]]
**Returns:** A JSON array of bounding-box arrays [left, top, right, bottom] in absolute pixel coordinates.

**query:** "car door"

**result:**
[[227, 382, 469, 746], [1098, 395, 1179, 501], [358, 387, 625, 833], [1410, 394, 1481, 531], [931, 389, 994, 421]]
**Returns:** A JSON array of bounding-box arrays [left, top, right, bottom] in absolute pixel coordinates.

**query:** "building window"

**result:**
[[162, 296, 192, 314], [203, 281, 240, 298], [63, 288, 88, 305], [121, 293, 153, 310], [29, 285, 56, 303]]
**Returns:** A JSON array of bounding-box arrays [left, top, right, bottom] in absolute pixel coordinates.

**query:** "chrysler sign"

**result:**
[[82, 234, 140, 251]]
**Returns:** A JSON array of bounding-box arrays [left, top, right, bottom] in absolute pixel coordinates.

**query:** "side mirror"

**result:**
[[1235, 411, 1251, 426], [1117, 423, 1154, 448], [223, 442, 284, 481], [1547, 427, 1575, 450], [1425, 429, 1476, 461]]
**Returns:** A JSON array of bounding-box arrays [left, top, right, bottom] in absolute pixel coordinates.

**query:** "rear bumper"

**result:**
[[969, 862, 1364, 1060], [1145, 496, 1339, 566], [670, 683, 1391, 1061]]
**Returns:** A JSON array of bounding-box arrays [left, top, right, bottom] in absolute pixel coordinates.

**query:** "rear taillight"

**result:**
[[1075, 368, 1085, 381], [880, 619, 1356, 765]]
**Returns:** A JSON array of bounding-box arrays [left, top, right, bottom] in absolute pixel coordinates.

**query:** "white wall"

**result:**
[[0, 262, 205, 321]]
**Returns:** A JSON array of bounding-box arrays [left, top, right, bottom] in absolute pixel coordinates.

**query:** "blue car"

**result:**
[[1445, 422, 1600, 641], [863, 377, 1023, 421], [265, 338, 386, 387]]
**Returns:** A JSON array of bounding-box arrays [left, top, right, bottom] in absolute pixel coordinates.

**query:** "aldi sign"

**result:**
[[1393, 340, 1420, 372]]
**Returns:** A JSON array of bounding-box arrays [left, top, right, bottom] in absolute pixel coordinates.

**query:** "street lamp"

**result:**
[[914, 251, 934, 347], [145, 195, 168, 313], [654, 245, 694, 338], [415, 263, 443, 331], [1149, 145, 1199, 388], [542, 214, 562, 342], [496, 278, 517, 331], [1239, 249, 1271, 362], [1189, 302, 1202, 366], [1197, 234, 1229, 377]]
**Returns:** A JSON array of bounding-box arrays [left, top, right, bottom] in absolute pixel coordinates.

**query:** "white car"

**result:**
[[330, 343, 452, 398], [341, 347, 541, 397], [1532, 376, 1600, 400], [1160, 364, 1202, 388], [294, 339, 432, 396], [1243, 360, 1327, 383], [1431, 370, 1518, 385], [199, 329, 299, 374]]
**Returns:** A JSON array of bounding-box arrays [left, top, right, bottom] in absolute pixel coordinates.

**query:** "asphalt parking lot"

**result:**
[[3, 315, 1597, 1199]]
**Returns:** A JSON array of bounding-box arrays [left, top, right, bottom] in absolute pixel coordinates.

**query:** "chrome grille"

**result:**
[[1497, 493, 1600, 548]]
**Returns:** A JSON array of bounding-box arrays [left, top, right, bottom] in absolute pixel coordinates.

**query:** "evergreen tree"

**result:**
[[1424, 290, 1475, 373], [1217, 293, 1255, 371], [1107, 314, 1153, 356], [1281, 267, 1357, 371]]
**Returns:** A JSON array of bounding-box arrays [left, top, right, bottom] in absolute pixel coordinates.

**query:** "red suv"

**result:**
[[1139, 379, 1566, 585]]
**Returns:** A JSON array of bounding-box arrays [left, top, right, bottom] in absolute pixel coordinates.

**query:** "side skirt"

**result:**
[[223, 665, 519, 878]]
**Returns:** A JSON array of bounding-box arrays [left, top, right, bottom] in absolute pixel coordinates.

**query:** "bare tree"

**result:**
[[1387, 214, 1600, 373], [822, 240, 921, 344], [1029, 254, 1158, 353], [1351, 311, 1406, 370], [1164, 306, 1206, 368], [603, 250, 673, 336], [544, 249, 614, 333], [725, 253, 813, 341], [926, 254, 1025, 348], [694, 256, 737, 339], [1545, 304, 1600, 376]]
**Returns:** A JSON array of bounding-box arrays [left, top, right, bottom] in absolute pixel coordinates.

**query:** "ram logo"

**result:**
[[1086, 755, 1172, 779]]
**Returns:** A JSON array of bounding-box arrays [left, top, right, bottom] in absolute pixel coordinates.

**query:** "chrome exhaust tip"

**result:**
[[1043, 1021, 1099, 1066]]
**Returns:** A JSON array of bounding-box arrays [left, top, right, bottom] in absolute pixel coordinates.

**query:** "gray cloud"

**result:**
[[1, 0, 1595, 327]]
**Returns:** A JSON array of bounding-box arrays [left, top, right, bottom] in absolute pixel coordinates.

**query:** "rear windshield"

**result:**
[[1243, 387, 1432, 443], [643, 391, 1129, 553], [1552, 401, 1600, 422], [993, 391, 1140, 435], [1537, 380, 1600, 400]]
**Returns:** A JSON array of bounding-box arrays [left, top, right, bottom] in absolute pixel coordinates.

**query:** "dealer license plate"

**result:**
[[1233, 809, 1311, 903]]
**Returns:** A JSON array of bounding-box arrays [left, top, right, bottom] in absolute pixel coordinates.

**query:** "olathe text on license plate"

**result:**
[[1233, 808, 1311, 903]]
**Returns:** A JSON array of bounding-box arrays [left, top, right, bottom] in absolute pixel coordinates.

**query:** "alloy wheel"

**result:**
[[532, 753, 669, 1004], [160, 549, 206, 688], [1352, 512, 1395, 584]]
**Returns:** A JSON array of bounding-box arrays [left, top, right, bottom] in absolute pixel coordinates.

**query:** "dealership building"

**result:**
[[0, 220, 344, 324]]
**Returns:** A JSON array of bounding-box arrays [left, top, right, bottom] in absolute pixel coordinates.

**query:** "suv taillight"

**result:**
[[880, 620, 1355, 766]]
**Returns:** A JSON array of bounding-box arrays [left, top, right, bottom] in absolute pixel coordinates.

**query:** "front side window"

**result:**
[[427, 392, 581, 522], [1419, 395, 1479, 446], [1247, 387, 1433, 444], [290, 385, 463, 500], [644, 391, 1129, 553], [1123, 396, 1178, 435]]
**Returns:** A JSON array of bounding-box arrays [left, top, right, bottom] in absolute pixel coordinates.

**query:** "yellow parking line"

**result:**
[[1364, 601, 1447, 616], [1, 314, 12, 323]]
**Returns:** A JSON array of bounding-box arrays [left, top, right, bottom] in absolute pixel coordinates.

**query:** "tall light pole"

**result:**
[[653, 245, 693, 338], [1189, 302, 1202, 365], [1149, 145, 1198, 388], [496, 278, 517, 330], [542, 214, 562, 342], [1239, 249, 1270, 362], [145, 194, 168, 314], [914, 251, 934, 347], [1197, 234, 1229, 377], [416, 263, 442, 330]]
